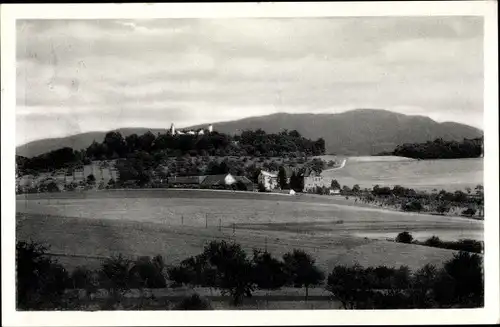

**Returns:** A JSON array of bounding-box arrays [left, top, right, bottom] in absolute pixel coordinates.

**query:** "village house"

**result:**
[[303, 169, 335, 193], [167, 175, 206, 187], [167, 173, 254, 191], [258, 170, 278, 191]]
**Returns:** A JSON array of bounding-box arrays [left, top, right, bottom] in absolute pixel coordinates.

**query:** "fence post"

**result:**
[[206, 213, 208, 228], [265, 237, 267, 252], [219, 218, 221, 232], [181, 215, 184, 226], [233, 223, 235, 234]]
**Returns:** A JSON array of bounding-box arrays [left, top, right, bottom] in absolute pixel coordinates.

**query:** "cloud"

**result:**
[[16, 17, 484, 144]]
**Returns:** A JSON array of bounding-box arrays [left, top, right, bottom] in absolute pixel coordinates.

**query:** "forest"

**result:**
[[383, 137, 483, 159], [16, 129, 326, 175]]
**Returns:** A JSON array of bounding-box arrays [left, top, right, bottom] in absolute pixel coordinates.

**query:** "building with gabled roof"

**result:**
[[258, 170, 278, 191], [168, 176, 206, 186], [200, 173, 237, 188], [234, 175, 255, 191], [166, 173, 254, 191], [303, 169, 335, 192]]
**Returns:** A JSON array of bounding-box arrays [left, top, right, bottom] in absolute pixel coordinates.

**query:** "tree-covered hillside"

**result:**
[[16, 129, 325, 175], [387, 137, 483, 159], [17, 110, 483, 158]]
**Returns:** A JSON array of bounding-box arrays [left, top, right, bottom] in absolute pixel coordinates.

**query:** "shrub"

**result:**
[[424, 236, 442, 247], [402, 200, 423, 212], [87, 174, 96, 185], [392, 265, 411, 289], [365, 265, 395, 289], [167, 265, 193, 287], [454, 239, 483, 254], [98, 254, 134, 299], [395, 231, 414, 244], [16, 240, 70, 310], [70, 266, 99, 300], [129, 255, 167, 288], [70, 266, 94, 289], [443, 251, 483, 306], [422, 237, 483, 254], [461, 207, 477, 217], [235, 180, 248, 191], [436, 202, 450, 215], [409, 264, 438, 308], [173, 293, 212, 310]]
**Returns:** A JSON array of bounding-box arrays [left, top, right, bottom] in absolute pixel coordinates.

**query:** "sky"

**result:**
[[16, 17, 484, 145]]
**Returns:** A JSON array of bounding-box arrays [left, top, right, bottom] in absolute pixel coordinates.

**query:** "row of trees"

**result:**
[[389, 137, 483, 160], [318, 182, 484, 217], [395, 232, 483, 254], [85, 129, 325, 162], [16, 130, 325, 176], [17, 239, 483, 310]]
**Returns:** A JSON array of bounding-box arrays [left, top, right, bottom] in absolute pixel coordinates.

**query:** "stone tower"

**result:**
[[208, 124, 213, 133], [170, 123, 176, 135]]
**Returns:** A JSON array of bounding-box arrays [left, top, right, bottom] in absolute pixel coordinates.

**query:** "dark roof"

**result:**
[[283, 166, 299, 177], [302, 168, 319, 177], [200, 174, 230, 186], [168, 176, 206, 184], [234, 176, 253, 185]]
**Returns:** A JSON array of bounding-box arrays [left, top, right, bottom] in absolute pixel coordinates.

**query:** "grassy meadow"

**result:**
[[16, 190, 482, 273]]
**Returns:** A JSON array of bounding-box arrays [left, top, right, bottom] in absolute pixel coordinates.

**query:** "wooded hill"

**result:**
[[16, 129, 325, 175], [17, 109, 483, 158]]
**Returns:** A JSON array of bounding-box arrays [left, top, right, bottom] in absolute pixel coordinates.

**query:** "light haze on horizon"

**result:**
[[16, 17, 484, 145]]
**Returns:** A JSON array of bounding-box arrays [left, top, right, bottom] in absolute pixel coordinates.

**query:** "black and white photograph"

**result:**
[[1, 2, 499, 326]]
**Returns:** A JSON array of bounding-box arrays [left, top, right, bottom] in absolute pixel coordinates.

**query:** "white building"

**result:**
[[258, 170, 278, 191], [170, 123, 176, 135], [208, 124, 213, 133]]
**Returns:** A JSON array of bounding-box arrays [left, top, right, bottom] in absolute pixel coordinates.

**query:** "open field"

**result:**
[[16, 190, 483, 273], [17, 212, 468, 274], [319, 156, 483, 192], [16, 189, 482, 241]]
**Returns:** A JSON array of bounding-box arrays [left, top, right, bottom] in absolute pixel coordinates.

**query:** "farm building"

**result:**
[[258, 170, 278, 191], [168, 173, 254, 191], [168, 176, 206, 186], [303, 169, 335, 192]]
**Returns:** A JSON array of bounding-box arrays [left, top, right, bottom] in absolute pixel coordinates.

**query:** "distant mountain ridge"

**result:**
[[16, 109, 483, 158]]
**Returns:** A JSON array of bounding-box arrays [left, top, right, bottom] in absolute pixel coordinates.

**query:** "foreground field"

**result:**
[[16, 190, 483, 273], [15, 190, 484, 309], [16, 189, 483, 242], [17, 211, 466, 274]]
